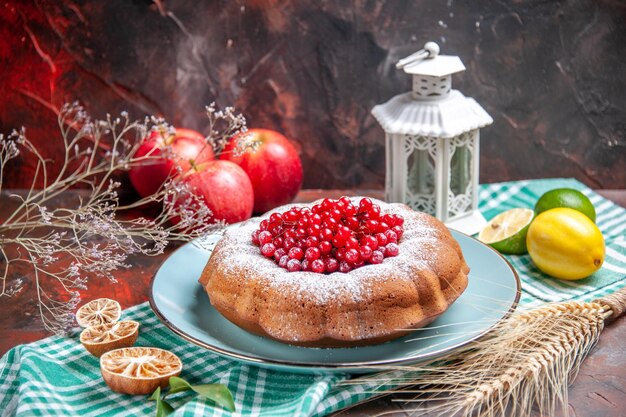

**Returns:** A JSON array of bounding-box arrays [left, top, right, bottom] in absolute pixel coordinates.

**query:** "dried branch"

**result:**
[[0, 102, 249, 334]]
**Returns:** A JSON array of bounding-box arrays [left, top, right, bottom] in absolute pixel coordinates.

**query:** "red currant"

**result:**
[[288, 247, 304, 260], [381, 214, 394, 226], [345, 248, 360, 263], [307, 224, 321, 237], [370, 250, 384, 264], [311, 259, 325, 273], [359, 198, 373, 211], [332, 235, 346, 248], [345, 237, 359, 250], [384, 229, 398, 243], [325, 257, 339, 272], [339, 261, 352, 273], [361, 235, 378, 250], [258, 231, 273, 245], [378, 222, 390, 233], [339, 196, 352, 206], [345, 216, 359, 230], [273, 236, 284, 248], [287, 259, 302, 272], [385, 243, 399, 257], [353, 259, 365, 268], [297, 217, 309, 228], [274, 248, 286, 261], [320, 228, 333, 240], [261, 243, 276, 258], [321, 198, 334, 210], [359, 245, 372, 260], [305, 247, 321, 261], [365, 220, 379, 233], [310, 213, 322, 225], [283, 237, 296, 250], [251, 230, 260, 245], [319, 240, 332, 255]]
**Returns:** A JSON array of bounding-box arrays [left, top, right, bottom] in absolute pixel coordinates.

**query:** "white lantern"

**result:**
[[371, 42, 493, 235]]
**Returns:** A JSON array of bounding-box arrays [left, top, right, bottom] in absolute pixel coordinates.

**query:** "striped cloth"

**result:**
[[1, 179, 624, 416]]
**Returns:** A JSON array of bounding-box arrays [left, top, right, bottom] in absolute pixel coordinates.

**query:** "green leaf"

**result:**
[[149, 387, 161, 401], [167, 376, 194, 395], [168, 376, 235, 412], [191, 384, 236, 412], [155, 399, 174, 417], [148, 386, 175, 417]]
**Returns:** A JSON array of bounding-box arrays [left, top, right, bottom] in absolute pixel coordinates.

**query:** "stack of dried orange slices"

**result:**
[[76, 298, 137, 356], [76, 298, 182, 395]]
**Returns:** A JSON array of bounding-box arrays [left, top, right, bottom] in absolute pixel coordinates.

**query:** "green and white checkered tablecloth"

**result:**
[[1, 179, 625, 416]]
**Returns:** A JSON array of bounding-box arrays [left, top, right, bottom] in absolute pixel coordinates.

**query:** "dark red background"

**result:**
[[1, 0, 625, 190]]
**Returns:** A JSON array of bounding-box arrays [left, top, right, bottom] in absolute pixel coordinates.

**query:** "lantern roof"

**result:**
[[371, 90, 493, 138], [402, 55, 465, 77], [395, 41, 466, 77]]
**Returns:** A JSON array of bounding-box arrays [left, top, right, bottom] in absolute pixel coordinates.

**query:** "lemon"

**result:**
[[526, 208, 604, 280], [478, 208, 534, 254], [534, 188, 596, 222]]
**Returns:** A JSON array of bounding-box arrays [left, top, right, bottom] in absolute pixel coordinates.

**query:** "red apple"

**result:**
[[220, 128, 303, 213], [129, 128, 214, 197], [174, 160, 254, 225]]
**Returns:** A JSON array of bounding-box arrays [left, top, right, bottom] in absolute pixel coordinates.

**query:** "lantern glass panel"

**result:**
[[405, 135, 437, 215], [447, 131, 476, 219]]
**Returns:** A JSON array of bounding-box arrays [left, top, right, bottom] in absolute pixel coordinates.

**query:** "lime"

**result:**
[[534, 188, 596, 222], [478, 208, 534, 254], [527, 208, 604, 280]]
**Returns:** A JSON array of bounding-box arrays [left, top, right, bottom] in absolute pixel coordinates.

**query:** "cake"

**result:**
[[198, 197, 469, 348]]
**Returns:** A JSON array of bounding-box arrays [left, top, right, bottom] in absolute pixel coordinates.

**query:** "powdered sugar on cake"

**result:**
[[214, 199, 440, 304]]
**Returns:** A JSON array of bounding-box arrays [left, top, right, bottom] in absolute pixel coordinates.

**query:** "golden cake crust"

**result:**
[[199, 198, 469, 348]]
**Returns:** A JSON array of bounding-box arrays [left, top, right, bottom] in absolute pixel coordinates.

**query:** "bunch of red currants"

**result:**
[[251, 197, 404, 274]]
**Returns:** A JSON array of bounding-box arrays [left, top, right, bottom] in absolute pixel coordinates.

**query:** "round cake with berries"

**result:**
[[198, 197, 469, 348]]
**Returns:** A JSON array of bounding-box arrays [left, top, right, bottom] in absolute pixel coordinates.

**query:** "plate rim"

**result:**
[[149, 230, 521, 370]]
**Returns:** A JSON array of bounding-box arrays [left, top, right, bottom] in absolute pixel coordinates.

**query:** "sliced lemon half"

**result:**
[[100, 347, 182, 395], [80, 320, 139, 357], [478, 208, 534, 255], [76, 298, 121, 328]]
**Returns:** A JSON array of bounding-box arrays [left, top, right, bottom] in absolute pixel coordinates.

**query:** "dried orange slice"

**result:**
[[80, 320, 139, 357], [76, 298, 121, 328], [100, 347, 182, 395]]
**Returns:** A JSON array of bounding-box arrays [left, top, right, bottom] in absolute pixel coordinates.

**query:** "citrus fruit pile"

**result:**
[[76, 298, 183, 396], [76, 298, 137, 357], [478, 188, 605, 280]]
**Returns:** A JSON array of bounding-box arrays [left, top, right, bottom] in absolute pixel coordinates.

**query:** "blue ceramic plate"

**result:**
[[150, 229, 520, 374]]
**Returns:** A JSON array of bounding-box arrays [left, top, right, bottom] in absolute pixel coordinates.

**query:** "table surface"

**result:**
[[1, 188, 625, 417]]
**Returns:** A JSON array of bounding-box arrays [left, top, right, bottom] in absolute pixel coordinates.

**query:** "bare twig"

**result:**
[[0, 102, 249, 334]]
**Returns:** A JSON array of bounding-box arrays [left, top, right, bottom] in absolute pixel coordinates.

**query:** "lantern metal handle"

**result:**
[[396, 42, 440, 69]]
